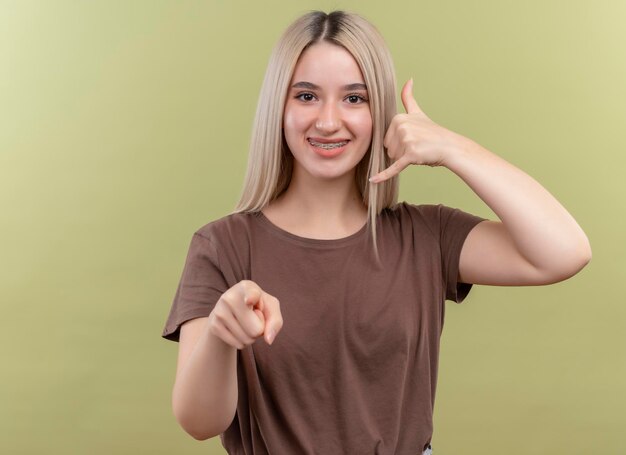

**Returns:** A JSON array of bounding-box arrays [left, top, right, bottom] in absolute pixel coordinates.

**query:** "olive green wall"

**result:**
[[1, 1, 623, 454]]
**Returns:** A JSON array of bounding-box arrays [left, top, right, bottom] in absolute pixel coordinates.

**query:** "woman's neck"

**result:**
[[262, 169, 368, 239]]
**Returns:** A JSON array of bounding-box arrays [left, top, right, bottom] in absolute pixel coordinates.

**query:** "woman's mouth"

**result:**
[[307, 138, 349, 149], [307, 138, 350, 158]]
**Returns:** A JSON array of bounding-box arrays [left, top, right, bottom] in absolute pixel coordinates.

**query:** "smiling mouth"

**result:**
[[307, 138, 350, 149]]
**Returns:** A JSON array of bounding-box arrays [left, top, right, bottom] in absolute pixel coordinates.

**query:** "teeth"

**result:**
[[308, 139, 348, 150]]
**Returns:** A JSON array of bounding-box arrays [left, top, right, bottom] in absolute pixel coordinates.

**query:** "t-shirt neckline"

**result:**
[[253, 211, 369, 248]]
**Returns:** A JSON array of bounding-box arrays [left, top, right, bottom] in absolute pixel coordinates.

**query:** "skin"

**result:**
[[172, 40, 592, 440], [262, 41, 371, 239], [371, 78, 592, 285]]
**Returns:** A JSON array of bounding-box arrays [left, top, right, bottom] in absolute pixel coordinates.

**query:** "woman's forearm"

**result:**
[[172, 320, 238, 440], [445, 136, 592, 272]]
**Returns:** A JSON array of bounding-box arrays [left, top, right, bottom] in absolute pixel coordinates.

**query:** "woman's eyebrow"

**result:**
[[291, 81, 367, 91]]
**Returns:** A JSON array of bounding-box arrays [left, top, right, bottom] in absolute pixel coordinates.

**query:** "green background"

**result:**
[[1, 1, 623, 454]]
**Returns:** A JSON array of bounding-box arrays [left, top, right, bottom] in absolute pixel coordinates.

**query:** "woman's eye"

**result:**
[[346, 94, 367, 104], [296, 93, 315, 102]]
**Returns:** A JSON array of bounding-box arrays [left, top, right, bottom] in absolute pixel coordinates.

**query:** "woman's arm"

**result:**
[[370, 78, 591, 285], [171, 281, 280, 440], [447, 137, 591, 286], [173, 317, 238, 440]]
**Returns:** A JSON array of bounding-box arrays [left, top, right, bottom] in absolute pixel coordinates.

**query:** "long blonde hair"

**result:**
[[233, 10, 399, 263]]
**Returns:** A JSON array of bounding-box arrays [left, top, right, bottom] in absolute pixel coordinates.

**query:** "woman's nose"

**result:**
[[315, 102, 341, 132]]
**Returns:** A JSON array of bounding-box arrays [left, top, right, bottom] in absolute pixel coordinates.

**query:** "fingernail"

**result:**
[[266, 330, 275, 345]]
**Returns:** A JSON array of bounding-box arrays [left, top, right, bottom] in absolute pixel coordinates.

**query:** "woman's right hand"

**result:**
[[207, 280, 283, 349]]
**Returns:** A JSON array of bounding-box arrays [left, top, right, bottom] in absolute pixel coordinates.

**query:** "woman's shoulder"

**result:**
[[389, 200, 475, 216], [193, 210, 260, 241], [384, 200, 445, 219], [384, 201, 435, 224], [385, 201, 474, 239]]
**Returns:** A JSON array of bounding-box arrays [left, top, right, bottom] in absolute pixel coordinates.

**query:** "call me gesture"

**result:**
[[371, 78, 591, 287]]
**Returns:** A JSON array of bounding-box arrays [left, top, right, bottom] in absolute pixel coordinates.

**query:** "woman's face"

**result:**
[[283, 41, 372, 182]]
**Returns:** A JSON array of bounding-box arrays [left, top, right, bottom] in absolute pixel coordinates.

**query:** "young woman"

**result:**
[[162, 10, 591, 455]]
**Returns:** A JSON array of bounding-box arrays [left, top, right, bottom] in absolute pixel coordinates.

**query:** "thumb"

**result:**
[[243, 287, 266, 335], [253, 308, 265, 328], [260, 294, 282, 345], [400, 78, 423, 115]]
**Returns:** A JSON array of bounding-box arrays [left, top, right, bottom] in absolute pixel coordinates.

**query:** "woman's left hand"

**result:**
[[369, 78, 466, 183]]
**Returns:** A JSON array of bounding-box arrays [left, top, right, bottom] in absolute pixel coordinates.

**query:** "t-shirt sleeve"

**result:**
[[161, 231, 229, 342], [437, 204, 488, 303]]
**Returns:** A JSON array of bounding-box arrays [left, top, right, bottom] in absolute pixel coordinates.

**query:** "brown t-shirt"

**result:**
[[162, 201, 487, 454]]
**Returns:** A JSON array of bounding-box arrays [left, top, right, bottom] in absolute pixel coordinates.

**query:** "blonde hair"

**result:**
[[233, 10, 399, 263]]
